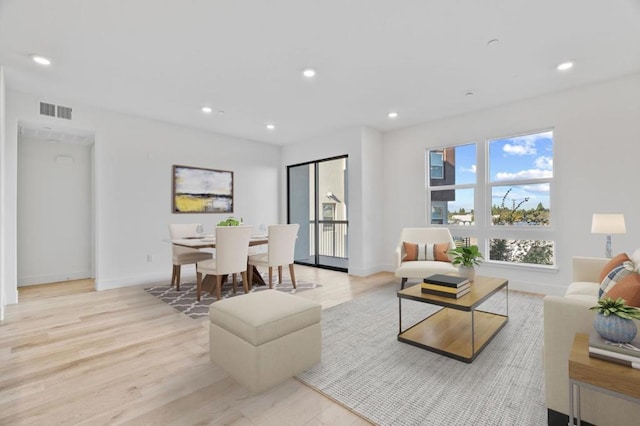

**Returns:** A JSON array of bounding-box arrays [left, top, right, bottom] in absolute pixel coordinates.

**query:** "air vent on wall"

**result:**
[[39, 101, 73, 120], [40, 102, 55, 117], [56, 105, 72, 120]]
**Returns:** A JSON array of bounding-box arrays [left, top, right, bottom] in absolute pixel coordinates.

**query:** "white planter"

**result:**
[[458, 265, 476, 282]]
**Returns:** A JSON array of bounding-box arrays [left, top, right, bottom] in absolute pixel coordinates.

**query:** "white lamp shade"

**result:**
[[591, 214, 626, 234]]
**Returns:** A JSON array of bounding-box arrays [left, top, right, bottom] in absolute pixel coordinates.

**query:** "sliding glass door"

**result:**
[[287, 156, 348, 271]]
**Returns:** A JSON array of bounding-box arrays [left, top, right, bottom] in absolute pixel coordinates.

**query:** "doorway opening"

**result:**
[[17, 120, 95, 288], [287, 156, 348, 271]]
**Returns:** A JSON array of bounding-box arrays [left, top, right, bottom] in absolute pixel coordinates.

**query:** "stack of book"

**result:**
[[588, 329, 640, 369], [421, 274, 471, 298]]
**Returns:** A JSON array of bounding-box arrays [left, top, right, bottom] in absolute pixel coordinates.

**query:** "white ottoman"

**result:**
[[209, 290, 321, 393]]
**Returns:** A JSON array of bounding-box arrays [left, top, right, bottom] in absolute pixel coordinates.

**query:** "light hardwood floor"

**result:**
[[1, 266, 397, 425]]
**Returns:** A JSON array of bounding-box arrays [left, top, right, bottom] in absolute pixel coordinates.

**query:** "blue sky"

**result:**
[[435, 131, 553, 212]]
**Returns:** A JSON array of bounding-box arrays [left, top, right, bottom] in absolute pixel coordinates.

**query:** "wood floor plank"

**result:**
[[0, 266, 395, 425]]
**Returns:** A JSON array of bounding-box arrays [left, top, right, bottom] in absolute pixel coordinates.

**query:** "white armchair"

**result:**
[[395, 227, 457, 289]]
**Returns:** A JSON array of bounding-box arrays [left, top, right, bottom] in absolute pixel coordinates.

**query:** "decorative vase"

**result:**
[[593, 313, 638, 343], [458, 265, 475, 282]]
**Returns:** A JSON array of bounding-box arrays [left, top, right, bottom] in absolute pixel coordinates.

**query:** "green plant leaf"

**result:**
[[590, 296, 640, 319], [448, 245, 484, 267]]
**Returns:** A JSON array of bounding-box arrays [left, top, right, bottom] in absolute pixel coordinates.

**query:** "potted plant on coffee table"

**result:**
[[448, 245, 483, 281], [590, 297, 640, 343]]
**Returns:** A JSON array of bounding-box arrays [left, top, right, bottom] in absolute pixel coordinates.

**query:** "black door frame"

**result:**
[[286, 155, 348, 272]]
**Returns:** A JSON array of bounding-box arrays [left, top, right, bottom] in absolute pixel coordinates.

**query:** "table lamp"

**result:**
[[591, 213, 626, 258]]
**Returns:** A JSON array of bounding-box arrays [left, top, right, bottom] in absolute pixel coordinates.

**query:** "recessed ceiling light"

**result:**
[[31, 55, 52, 66], [266, 124, 276, 131], [302, 68, 316, 78], [557, 61, 574, 71], [387, 111, 399, 119], [201, 106, 213, 113]]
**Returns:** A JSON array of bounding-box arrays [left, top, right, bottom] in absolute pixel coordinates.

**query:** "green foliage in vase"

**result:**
[[590, 297, 640, 320], [217, 217, 240, 226], [448, 245, 484, 267]]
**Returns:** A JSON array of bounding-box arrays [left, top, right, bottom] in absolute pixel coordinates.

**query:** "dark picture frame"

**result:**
[[172, 165, 234, 213]]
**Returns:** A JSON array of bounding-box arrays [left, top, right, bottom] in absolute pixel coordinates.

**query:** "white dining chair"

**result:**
[[168, 223, 213, 291], [196, 225, 252, 301], [248, 224, 299, 290]]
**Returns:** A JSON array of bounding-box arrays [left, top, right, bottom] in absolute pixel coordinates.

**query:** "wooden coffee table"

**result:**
[[397, 275, 508, 362]]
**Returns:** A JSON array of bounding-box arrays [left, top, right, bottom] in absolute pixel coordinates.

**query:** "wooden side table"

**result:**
[[568, 333, 640, 425]]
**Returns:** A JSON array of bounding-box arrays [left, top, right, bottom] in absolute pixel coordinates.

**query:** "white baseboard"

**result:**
[[18, 271, 92, 287], [95, 271, 188, 291], [378, 263, 565, 296], [509, 279, 565, 296], [348, 264, 387, 277]]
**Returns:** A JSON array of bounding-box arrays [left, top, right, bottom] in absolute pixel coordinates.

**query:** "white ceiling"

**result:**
[[1, 0, 640, 145]]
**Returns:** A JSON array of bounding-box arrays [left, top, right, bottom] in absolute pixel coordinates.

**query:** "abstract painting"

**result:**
[[172, 165, 233, 213]]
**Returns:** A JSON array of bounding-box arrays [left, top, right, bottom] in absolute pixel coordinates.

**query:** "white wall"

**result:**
[[4, 73, 638, 300], [17, 137, 93, 285], [359, 127, 384, 274], [382, 73, 640, 295], [4, 90, 280, 300], [0, 66, 6, 319], [281, 126, 385, 276]]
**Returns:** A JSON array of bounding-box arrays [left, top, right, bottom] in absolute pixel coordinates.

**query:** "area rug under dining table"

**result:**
[[295, 283, 546, 425], [146, 276, 317, 319]]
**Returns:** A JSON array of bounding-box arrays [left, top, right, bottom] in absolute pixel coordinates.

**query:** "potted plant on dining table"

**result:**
[[217, 217, 242, 226]]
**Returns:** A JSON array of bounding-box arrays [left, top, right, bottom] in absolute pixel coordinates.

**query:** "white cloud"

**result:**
[[461, 164, 477, 173], [522, 183, 550, 194], [535, 156, 553, 170], [495, 169, 553, 180], [503, 142, 536, 156], [510, 131, 553, 146], [500, 131, 552, 156]]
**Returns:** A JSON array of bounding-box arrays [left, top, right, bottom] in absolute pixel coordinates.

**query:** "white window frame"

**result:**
[[484, 128, 556, 267]]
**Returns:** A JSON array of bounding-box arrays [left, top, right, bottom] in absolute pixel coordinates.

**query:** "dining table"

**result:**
[[170, 234, 269, 287]]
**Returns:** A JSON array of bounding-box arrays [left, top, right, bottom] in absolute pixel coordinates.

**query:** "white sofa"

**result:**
[[543, 256, 640, 426], [394, 227, 458, 289]]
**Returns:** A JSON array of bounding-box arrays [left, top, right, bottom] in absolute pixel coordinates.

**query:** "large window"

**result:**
[[488, 131, 553, 227], [427, 130, 555, 266], [427, 144, 476, 226]]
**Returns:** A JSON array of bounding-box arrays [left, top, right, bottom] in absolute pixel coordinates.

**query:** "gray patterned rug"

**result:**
[[146, 277, 318, 319], [296, 284, 545, 426]]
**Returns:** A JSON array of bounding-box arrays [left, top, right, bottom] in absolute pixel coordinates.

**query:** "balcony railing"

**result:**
[[309, 220, 348, 259]]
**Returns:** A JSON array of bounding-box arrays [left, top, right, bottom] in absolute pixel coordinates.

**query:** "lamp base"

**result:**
[[605, 234, 612, 258]]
